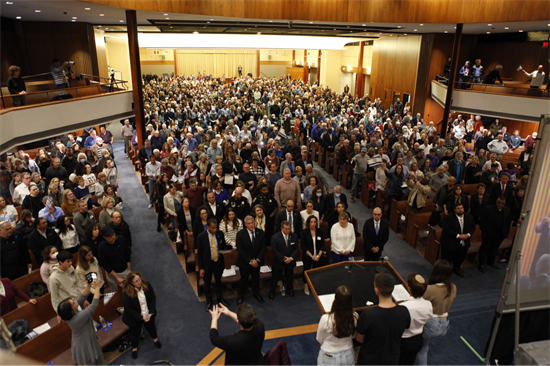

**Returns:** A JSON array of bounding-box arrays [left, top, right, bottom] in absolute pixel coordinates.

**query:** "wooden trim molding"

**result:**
[[259, 61, 292, 65], [140, 60, 174, 65]]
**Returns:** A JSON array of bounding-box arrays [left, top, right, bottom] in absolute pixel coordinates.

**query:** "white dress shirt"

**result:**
[[400, 297, 433, 338], [136, 287, 150, 318]]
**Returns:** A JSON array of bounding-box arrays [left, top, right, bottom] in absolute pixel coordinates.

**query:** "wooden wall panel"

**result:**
[[0, 21, 24, 86], [500, 119, 539, 139], [370, 36, 421, 110], [413, 34, 434, 119], [85, 0, 550, 23]]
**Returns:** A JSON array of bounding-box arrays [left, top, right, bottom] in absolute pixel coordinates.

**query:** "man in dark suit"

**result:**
[[488, 172, 513, 207], [269, 221, 299, 301], [325, 186, 348, 214], [236, 216, 266, 305], [197, 219, 230, 312], [28, 218, 62, 267], [205, 191, 225, 223], [440, 203, 477, 277], [479, 197, 512, 273], [322, 128, 338, 152], [362, 207, 390, 261], [276, 199, 302, 237]]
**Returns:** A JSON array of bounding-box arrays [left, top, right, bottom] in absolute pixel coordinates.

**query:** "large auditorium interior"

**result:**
[[1, 0, 549, 365]]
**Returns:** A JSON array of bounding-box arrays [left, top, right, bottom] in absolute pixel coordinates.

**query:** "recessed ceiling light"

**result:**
[[72, 16, 77, 19], [488, 24, 492, 26], [170, 26, 173, 28], [6, 1, 13, 4], [257, 32, 261, 35], [119, 20, 124, 22], [72, 20, 76, 22], [419, 23, 424, 26], [105, 28, 108, 30], [414, 29, 417, 31], [164, 13, 168, 16], [519, 30, 523, 32], [403, 33, 407, 35], [486, 31, 491, 34], [390, 34, 393, 36], [165, 18, 169, 20], [444, 31, 448, 33], [309, 22, 313, 24], [35, 10, 41, 12], [100, 14, 104, 16], [269, 20, 273, 22], [210, 19, 213, 21], [454, 26, 457, 29], [98, 25, 102, 27], [397, 26, 401, 28], [16, 16, 21, 19], [333, 28, 336, 30], [193, 31, 199, 34], [85, 8, 90, 10], [504, 27, 509, 30]]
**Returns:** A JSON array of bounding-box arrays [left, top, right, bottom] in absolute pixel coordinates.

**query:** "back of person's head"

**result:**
[[57, 298, 74, 321], [428, 259, 453, 298], [331, 285, 355, 338], [236, 303, 259, 329], [407, 273, 428, 298], [374, 273, 395, 298], [57, 250, 73, 264]]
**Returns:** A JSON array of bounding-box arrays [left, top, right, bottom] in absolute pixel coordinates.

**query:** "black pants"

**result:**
[[302, 254, 326, 283], [364, 249, 382, 262], [204, 260, 224, 302], [399, 334, 423, 365], [238, 265, 260, 298], [270, 264, 295, 295], [130, 316, 158, 348], [157, 205, 165, 227], [479, 233, 504, 266], [441, 245, 468, 273]]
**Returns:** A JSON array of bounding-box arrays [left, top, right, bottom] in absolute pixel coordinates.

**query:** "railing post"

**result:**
[[441, 23, 463, 135], [126, 10, 146, 148]]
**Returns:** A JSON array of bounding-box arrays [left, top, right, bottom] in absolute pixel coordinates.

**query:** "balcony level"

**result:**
[[431, 80, 549, 123]]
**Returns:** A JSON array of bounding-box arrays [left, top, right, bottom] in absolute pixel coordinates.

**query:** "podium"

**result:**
[[305, 261, 408, 313]]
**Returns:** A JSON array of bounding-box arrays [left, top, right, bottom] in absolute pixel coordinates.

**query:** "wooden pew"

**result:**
[[404, 212, 432, 248], [341, 165, 349, 188], [332, 156, 340, 180], [12, 270, 44, 303], [389, 200, 408, 232], [425, 226, 443, 264], [1, 293, 56, 329], [361, 172, 376, 208], [325, 152, 334, 174]]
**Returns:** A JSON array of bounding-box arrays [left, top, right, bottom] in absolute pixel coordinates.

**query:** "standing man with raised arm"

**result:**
[[236, 216, 266, 305], [519, 64, 545, 89], [51, 58, 69, 89]]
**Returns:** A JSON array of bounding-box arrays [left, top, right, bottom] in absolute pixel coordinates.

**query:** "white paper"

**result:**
[[224, 174, 234, 185], [296, 261, 303, 267], [103, 292, 115, 305], [171, 174, 178, 182], [260, 265, 271, 273], [33, 323, 51, 335], [177, 176, 186, 184], [318, 294, 335, 313], [222, 268, 236, 277], [76, 136, 82, 142], [392, 284, 413, 302]]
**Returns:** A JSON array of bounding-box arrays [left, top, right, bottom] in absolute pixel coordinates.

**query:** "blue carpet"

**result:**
[[108, 140, 506, 365]]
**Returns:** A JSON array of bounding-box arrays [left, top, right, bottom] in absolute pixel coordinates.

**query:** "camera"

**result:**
[[66, 61, 76, 67]]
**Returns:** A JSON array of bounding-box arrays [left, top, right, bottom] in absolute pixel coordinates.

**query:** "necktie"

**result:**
[[251, 231, 256, 248], [502, 184, 505, 196], [289, 213, 293, 233], [285, 235, 289, 248], [375, 221, 379, 235], [211, 234, 218, 262]]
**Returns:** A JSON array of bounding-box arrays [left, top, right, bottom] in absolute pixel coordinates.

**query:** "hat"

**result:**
[[101, 226, 115, 237], [66, 142, 74, 148], [361, 148, 367, 153]]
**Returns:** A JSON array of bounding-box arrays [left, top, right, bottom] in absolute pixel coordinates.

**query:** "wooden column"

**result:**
[[303, 49, 308, 83], [292, 50, 296, 67], [442, 23, 463, 135], [257, 50, 260, 77], [318, 50, 322, 83], [173, 50, 178, 75], [355, 41, 365, 97], [126, 10, 146, 148]]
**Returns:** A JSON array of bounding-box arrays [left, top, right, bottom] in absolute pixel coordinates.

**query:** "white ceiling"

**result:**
[[1, 0, 549, 36]]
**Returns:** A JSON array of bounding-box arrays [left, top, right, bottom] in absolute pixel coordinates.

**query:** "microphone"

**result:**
[[376, 256, 389, 273]]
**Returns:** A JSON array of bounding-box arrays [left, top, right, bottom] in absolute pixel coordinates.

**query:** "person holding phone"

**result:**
[[76, 246, 104, 303], [57, 277, 103, 365]]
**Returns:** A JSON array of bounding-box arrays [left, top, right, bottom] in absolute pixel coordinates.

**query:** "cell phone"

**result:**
[[86, 272, 97, 284]]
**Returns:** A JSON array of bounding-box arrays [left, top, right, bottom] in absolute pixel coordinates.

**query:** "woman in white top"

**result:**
[[102, 158, 118, 188], [82, 164, 98, 195], [0, 196, 18, 228], [330, 212, 355, 263], [376, 161, 389, 191], [300, 200, 320, 228], [316, 285, 358, 366], [399, 273, 433, 365], [40, 245, 58, 291], [55, 215, 80, 254], [75, 245, 105, 302], [219, 209, 242, 249]]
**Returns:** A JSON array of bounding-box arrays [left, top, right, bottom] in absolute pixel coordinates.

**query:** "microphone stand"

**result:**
[[376, 257, 387, 273]]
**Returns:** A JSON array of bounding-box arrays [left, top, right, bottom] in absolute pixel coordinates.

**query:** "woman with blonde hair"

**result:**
[[76, 245, 104, 302], [61, 189, 78, 218], [122, 271, 161, 359], [99, 197, 124, 227]]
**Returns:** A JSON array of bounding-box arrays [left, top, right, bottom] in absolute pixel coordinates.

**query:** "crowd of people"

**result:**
[[0, 71, 538, 365]]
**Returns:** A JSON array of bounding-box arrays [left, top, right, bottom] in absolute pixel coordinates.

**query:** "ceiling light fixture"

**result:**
[[414, 29, 417, 31], [488, 24, 492, 26], [193, 31, 199, 34], [486, 31, 491, 34], [6, 1, 13, 4], [35, 10, 41, 12], [164, 13, 168, 16], [72, 16, 77, 19], [100, 14, 104, 16], [362, 24, 366, 26], [16, 16, 21, 19], [119, 20, 124, 23], [397, 26, 401, 28], [419, 23, 423, 26], [269, 20, 273, 22], [85, 7, 90, 10], [170, 26, 173, 28], [207, 21, 210, 23], [210, 19, 213, 21], [504, 27, 509, 30], [257, 32, 261, 35], [403, 33, 407, 35], [444, 31, 448, 33], [309, 22, 313, 24], [165, 18, 169, 20], [72, 20, 76, 22], [519, 29, 523, 32]]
